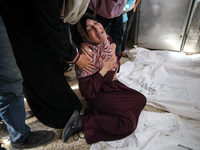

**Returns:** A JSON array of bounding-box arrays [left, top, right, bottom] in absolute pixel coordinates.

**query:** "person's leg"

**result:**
[[116, 22, 127, 54], [82, 113, 134, 144], [0, 93, 30, 143], [0, 16, 30, 143], [125, 11, 135, 41], [121, 11, 134, 54], [105, 23, 111, 36], [0, 15, 55, 149]]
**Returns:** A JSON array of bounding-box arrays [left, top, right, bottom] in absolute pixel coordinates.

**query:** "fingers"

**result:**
[[82, 55, 95, 71], [82, 49, 94, 57], [110, 43, 116, 53], [102, 56, 117, 71], [103, 55, 116, 62], [113, 69, 118, 81], [86, 64, 95, 71], [103, 55, 107, 62], [82, 64, 94, 72], [81, 64, 94, 72], [113, 75, 117, 81], [103, 55, 116, 66], [109, 55, 117, 64], [85, 55, 93, 62], [80, 43, 94, 57], [82, 68, 88, 73]]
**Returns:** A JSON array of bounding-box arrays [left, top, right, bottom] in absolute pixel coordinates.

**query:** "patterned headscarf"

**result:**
[[77, 14, 118, 78]]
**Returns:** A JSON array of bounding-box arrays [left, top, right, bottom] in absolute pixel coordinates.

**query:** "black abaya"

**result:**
[[0, 0, 82, 128]]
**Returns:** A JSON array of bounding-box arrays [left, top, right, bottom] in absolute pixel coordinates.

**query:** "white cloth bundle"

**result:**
[[117, 47, 200, 120], [63, 0, 90, 24]]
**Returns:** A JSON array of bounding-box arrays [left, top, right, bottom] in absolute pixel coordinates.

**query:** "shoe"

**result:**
[[11, 130, 55, 149], [62, 110, 82, 143], [121, 51, 128, 57], [0, 121, 9, 138]]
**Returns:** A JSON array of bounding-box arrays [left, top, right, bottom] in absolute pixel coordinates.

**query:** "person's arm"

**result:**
[[79, 71, 116, 99], [79, 72, 105, 99], [76, 54, 94, 72], [133, 0, 141, 12], [125, 0, 135, 11]]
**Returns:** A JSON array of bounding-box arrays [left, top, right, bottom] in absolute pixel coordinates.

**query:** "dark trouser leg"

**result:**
[[121, 11, 135, 52], [0, 16, 30, 143]]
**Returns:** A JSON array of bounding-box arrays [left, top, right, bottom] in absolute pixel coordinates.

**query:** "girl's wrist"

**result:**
[[99, 68, 107, 77]]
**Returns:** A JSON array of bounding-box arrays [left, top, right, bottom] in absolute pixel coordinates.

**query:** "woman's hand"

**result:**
[[123, 7, 127, 14], [80, 42, 94, 57], [113, 68, 118, 81], [110, 43, 116, 54], [133, 6, 137, 12], [99, 55, 117, 77], [76, 55, 95, 72]]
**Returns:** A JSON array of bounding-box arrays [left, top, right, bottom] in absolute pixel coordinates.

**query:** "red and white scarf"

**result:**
[[77, 24, 118, 78]]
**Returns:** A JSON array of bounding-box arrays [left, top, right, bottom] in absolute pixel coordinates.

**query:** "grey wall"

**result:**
[[129, 0, 200, 53]]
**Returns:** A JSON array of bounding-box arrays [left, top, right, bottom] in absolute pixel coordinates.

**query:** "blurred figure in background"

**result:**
[[71, 0, 126, 56], [121, 0, 141, 57]]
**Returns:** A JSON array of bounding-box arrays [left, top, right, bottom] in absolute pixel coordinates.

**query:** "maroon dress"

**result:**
[[79, 62, 146, 144]]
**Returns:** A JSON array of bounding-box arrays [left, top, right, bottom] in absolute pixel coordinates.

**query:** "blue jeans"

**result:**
[[0, 16, 30, 143]]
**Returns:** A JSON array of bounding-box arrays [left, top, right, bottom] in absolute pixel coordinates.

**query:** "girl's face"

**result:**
[[86, 19, 107, 44]]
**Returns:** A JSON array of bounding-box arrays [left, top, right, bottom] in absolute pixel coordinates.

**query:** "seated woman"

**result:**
[[62, 13, 146, 144]]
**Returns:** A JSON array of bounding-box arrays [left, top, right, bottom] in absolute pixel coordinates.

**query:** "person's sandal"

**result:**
[[121, 51, 128, 57]]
